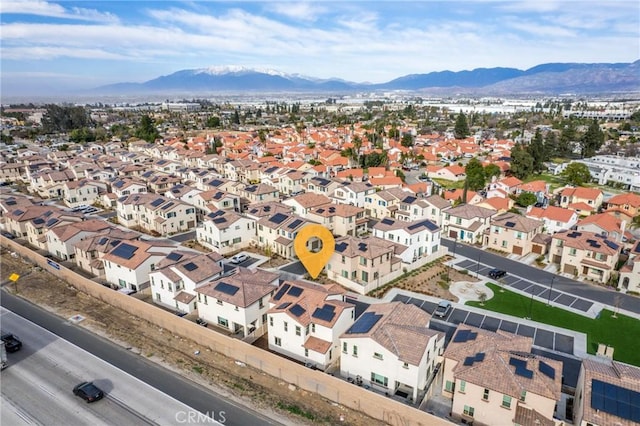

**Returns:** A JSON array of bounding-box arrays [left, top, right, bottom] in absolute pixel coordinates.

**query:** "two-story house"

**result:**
[[526, 206, 578, 235], [149, 251, 224, 313], [116, 193, 197, 236], [330, 181, 376, 208], [442, 204, 496, 244], [485, 212, 544, 256], [73, 229, 140, 278], [558, 186, 604, 213], [196, 209, 256, 255], [326, 235, 402, 294], [619, 241, 640, 293], [267, 280, 355, 371], [102, 239, 176, 292], [340, 302, 444, 403], [46, 219, 112, 261], [442, 325, 563, 426], [256, 212, 313, 259], [576, 213, 629, 244], [364, 188, 411, 219], [372, 217, 441, 264], [195, 267, 280, 338], [61, 179, 106, 208], [549, 230, 620, 283]]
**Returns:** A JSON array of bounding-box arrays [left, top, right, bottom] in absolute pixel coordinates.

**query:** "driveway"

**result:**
[[168, 230, 196, 243]]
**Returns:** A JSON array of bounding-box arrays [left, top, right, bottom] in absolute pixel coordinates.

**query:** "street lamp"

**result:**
[[476, 252, 482, 278], [547, 275, 556, 306], [527, 288, 535, 320]]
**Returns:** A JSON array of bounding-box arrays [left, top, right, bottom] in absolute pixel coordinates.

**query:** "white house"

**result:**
[[330, 181, 376, 208], [46, 219, 113, 261], [372, 217, 441, 264], [195, 267, 280, 338], [196, 209, 256, 255], [340, 302, 444, 403], [526, 206, 578, 234], [149, 251, 224, 313], [102, 239, 176, 292], [267, 281, 355, 371]]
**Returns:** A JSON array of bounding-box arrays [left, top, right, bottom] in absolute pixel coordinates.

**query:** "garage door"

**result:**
[[532, 244, 543, 254], [512, 246, 523, 255], [449, 230, 458, 239]]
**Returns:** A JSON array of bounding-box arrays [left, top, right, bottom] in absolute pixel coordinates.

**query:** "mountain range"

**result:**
[[95, 61, 640, 95]]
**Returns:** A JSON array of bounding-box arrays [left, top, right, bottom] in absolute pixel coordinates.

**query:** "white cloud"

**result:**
[[0, 0, 119, 23], [265, 2, 326, 22]]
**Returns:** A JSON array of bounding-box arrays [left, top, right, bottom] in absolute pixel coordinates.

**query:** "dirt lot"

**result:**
[[0, 248, 384, 426], [369, 257, 479, 300]]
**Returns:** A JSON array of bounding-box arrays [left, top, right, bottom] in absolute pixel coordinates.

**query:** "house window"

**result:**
[[304, 348, 309, 357], [155, 293, 161, 302], [284, 322, 288, 332], [373, 352, 383, 360], [403, 362, 409, 369], [445, 381, 454, 392], [343, 342, 347, 353], [217, 299, 223, 305], [342, 270, 348, 278], [502, 240, 508, 248], [204, 295, 208, 305], [463, 405, 474, 417], [217, 317, 228, 327], [274, 337, 281, 347], [168, 283, 172, 291], [569, 248, 577, 256], [456, 218, 462, 225], [459, 380, 466, 393], [311, 324, 315, 333], [352, 345, 358, 357], [341, 255, 345, 263], [359, 256, 367, 266], [295, 326, 301, 336], [520, 390, 527, 402], [483, 388, 490, 401], [259, 298, 264, 309], [361, 271, 369, 283], [269, 317, 273, 327], [502, 395, 512, 409], [370, 372, 388, 387], [118, 279, 126, 288], [516, 232, 523, 240], [232, 237, 241, 244]]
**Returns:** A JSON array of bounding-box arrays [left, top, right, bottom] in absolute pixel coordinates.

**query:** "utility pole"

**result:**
[[547, 275, 556, 306]]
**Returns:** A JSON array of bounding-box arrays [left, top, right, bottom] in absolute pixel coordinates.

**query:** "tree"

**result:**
[[465, 158, 486, 191], [454, 112, 470, 139], [557, 120, 576, 157], [543, 131, 558, 160], [400, 133, 414, 147], [206, 116, 221, 128], [580, 119, 604, 158], [42, 104, 92, 133], [395, 169, 406, 182], [516, 192, 537, 207], [527, 129, 546, 172], [484, 164, 501, 180], [135, 115, 159, 143], [561, 162, 592, 186], [509, 143, 534, 179]]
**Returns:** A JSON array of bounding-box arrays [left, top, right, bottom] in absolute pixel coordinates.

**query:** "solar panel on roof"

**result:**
[[463, 352, 485, 366], [316, 208, 325, 214], [209, 179, 223, 187], [46, 218, 59, 227], [287, 286, 303, 297], [358, 243, 368, 251], [509, 357, 534, 379], [213, 217, 227, 224], [167, 252, 183, 261], [161, 202, 174, 210], [269, 213, 288, 224], [5, 200, 16, 206], [312, 305, 336, 322], [183, 262, 198, 271], [289, 304, 306, 317], [273, 284, 291, 301], [403, 196, 417, 204], [538, 361, 555, 379], [208, 210, 224, 218], [335, 242, 348, 253], [505, 221, 516, 228], [264, 206, 271, 212], [347, 312, 382, 334], [591, 379, 640, 422], [214, 282, 239, 296], [111, 242, 138, 260], [13, 209, 24, 215], [114, 181, 125, 188], [288, 219, 303, 229], [604, 240, 619, 250], [277, 302, 291, 309], [381, 218, 394, 225], [33, 218, 45, 225], [98, 237, 108, 245], [110, 239, 121, 246], [151, 198, 164, 207]]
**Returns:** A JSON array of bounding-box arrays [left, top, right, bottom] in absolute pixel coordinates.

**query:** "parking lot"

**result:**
[[455, 259, 596, 314], [391, 293, 576, 355]]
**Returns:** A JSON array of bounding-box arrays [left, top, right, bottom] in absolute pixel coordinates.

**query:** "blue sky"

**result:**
[[1, 0, 639, 96]]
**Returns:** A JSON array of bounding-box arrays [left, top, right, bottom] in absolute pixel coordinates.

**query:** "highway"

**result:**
[[0, 292, 285, 426], [442, 238, 640, 315]]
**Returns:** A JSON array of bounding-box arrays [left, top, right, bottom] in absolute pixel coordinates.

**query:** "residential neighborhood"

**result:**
[[1, 97, 640, 426]]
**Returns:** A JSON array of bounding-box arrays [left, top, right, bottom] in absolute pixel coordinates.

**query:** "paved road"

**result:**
[[442, 238, 640, 315], [0, 291, 284, 426], [1, 307, 219, 426], [169, 230, 197, 243]]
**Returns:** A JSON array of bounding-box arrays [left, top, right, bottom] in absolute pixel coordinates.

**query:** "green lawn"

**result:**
[[467, 283, 640, 366], [432, 178, 465, 190], [523, 173, 565, 191]]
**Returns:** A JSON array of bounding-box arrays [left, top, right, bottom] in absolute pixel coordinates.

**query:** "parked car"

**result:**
[[433, 301, 452, 318], [488, 269, 507, 279], [73, 382, 104, 403], [196, 318, 208, 327], [230, 253, 248, 264], [1, 333, 22, 352], [0, 231, 15, 239]]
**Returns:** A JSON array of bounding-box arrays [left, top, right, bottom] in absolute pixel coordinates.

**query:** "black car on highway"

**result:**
[[1, 333, 22, 352], [73, 382, 104, 403], [488, 269, 507, 279]]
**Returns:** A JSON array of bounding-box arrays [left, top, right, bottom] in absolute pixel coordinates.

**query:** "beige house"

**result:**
[[549, 230, 621, 283], [116, 193, 197, 236], [364, 188, 411, 219], [255, 212, 313, 259], [604, 192, 640, 217], [442, 325, 563, 426], [442, 204, 495, 244], [239, 183, 280, 204], [73, 229, 141, 278], [61, 179, 106, 208], [326, 235, 402, 294], [618, 241, 640, 293], [485, 212, 544, 256], [558, 186, 603, 211], [574, 358, 640, 426]]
